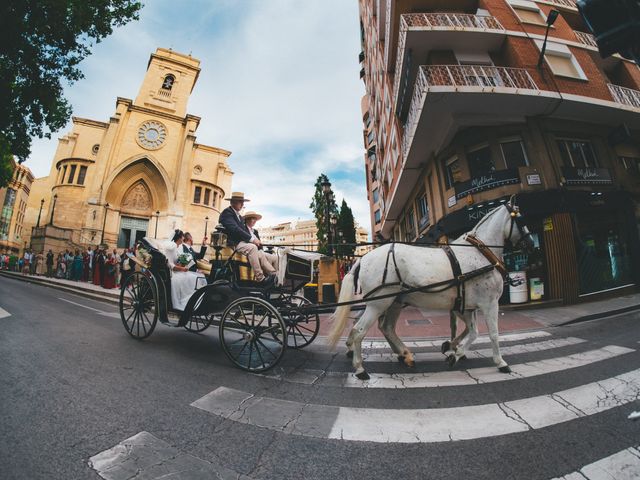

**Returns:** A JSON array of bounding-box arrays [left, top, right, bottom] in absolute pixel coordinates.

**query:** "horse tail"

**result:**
[[327, 260, 361, 349]]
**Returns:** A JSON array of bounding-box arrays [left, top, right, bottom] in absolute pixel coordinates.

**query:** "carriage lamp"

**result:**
[[211, 226, 227, 262]]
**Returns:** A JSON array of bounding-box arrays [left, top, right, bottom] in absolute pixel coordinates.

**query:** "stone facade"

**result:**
[[0, 159, 34, 253], [23, 48, 234, 253]]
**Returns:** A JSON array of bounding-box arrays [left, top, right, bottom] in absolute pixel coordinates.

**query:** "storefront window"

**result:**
[[501, 139, 529, 169], [574, 211, 633, 294], [443, 156, 463, 189], [467, 145, 495, 178], [557, 139, 598, 167]]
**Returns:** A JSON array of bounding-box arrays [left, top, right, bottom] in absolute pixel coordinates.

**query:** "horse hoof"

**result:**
[[447, 355, 457, 368], [356, 371, 370, 381], [346, 350, 354, 359], [441, 341, 451, 354], [404, 359, 415, 368], [499, 366, 512, 374], [397, 355, 405, 364]]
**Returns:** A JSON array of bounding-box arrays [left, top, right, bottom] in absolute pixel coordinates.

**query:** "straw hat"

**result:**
[[225, 192, 250, 202], [243, 211, 262, 221]]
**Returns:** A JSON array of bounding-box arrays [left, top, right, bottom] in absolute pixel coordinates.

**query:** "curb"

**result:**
[[558, 304, 640, 326], [0, 271, 120, 306]]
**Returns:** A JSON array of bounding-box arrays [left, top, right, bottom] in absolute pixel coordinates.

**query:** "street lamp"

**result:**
[[36, 198, 44, 228], [204, 216, 209, 238], [321, 180, 333, 256], [154, 210, 160, 239], [537, 10, 560, 69], [49, 194, 58, 226], [100, 203, 110, 245]]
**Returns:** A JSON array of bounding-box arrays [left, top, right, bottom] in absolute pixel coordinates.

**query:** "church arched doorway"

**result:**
[[117, 181, 153, 248]]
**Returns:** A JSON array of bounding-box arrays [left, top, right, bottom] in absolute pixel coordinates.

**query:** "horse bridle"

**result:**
[[505, 203, 533, 249]]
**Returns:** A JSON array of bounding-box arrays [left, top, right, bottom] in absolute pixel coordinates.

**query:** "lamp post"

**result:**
[[100, 203, 109, 245], [321, 180, 333, 256], [537, 10, 560, 69], [154, 210, 160, 239], [49, 194, 58, 226], [204, 216, 209, 238], [36, 198, 44, 228]]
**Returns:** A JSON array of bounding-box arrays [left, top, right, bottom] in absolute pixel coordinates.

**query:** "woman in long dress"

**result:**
[[163, 230, 205, 311]]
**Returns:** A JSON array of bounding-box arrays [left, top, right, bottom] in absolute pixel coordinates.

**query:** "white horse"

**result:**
[[327, 201, 533, 380]]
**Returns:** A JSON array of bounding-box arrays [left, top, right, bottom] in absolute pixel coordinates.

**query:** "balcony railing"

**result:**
[[393, 13, 505, 113], [401, 65, 538, 160], [543, 0, 577, 8], [608, 83, 640, 109], [575, 31, 598, 48], [402, 12, 504, 30]]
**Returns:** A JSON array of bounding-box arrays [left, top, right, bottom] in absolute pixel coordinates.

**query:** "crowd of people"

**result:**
[[0, 246, 137, 289]]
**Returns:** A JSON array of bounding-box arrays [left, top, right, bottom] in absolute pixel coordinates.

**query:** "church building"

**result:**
[[24, 48, 233, 253]]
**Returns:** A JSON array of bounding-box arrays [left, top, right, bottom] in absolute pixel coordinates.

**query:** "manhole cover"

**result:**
[[406, 318, 432, 326]]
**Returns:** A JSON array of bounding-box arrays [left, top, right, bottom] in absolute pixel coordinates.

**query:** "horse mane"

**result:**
[[469, 204, 507, 234]]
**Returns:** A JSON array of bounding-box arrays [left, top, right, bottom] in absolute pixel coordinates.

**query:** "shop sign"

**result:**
[[526, 174, 541, 185], [455, 169, 520, 200], [543, 217, 553, 232], [561, 167, 612, 185], [447, 195, 457, 208]]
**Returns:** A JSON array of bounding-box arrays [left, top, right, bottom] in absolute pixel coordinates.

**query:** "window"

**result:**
[[372, 188, 379, 203], [444, 156, 463, 189], [61, 166, 67, 184], [557, 139, 598, 167], [213, 191, 218, 207], [68, 165, 77, 184], [92, 144, 100, 155], [367, 130, 375, 145], [536, 41, 586, 80], [162, 74, 175, 90], [193, 186, 202, 204], [204, 188, 211, 205], [620, 156, 640, 175], [374, 209, 382, 224], [77, 166, 87, 185], [417, 193, 429, 229], [467, 145, 495, 177], [508, 0, 546, 25], [501, 139, 529, 169], [405, 208, 416, 240]]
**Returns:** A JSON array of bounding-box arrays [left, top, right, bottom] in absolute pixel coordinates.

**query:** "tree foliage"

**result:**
[[0, 0, 142, 186], [336, 199, 356, 258], [309, 173, 338, 255]]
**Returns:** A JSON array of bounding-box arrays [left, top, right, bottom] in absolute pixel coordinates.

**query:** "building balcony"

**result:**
[[574, 31, 597, 48], [392, 13, 506, 118], [608, 83, 640, 109], [539, 0, 578, 10]]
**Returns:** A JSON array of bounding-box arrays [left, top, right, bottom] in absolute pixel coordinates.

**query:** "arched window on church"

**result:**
[[161, 74, 175, 90]]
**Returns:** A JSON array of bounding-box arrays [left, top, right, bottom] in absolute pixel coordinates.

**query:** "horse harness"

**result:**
[[368, 234, 513, 315]]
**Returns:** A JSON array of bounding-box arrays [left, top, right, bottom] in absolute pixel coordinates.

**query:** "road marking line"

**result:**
[[264, 345, 634, 388], [58, 297, 120, 318], [363, 337, 586, 363], [551, 445, 640, 479], [88, 431, 244, 480], [360, 330, 552, 350], [192, 368, 640, 443], [0, 307, 11, 319]]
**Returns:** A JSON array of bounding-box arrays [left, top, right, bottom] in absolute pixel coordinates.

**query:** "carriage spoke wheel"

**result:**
[[184, 290, 215, 333], [219, 297, 286, 372], [119, 271, 158, 340], [278, 295, 319, 349]]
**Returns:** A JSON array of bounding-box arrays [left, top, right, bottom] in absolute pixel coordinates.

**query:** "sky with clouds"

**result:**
[[26, 0, 369, 234]]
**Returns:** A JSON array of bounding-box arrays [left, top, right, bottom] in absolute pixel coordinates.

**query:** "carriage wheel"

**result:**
[[219, 297, 286, 372], [184, 290, 215, 333], [279, 295, 320, 349], [119, 271, 158, 340]]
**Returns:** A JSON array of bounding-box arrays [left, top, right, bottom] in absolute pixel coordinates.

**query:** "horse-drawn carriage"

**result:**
[[118, 228, 322, 372]]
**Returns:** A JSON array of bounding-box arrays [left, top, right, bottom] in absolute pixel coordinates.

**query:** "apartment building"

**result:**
[[359, 0, 640, 304], [0, 159, 34, 254]]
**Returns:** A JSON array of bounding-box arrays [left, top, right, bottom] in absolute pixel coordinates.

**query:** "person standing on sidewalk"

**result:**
[[45, 250, 54, 277]]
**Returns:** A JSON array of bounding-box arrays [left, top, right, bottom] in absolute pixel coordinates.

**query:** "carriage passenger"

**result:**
[[165, 229, 207, 311], [219, 192, 277, 286]]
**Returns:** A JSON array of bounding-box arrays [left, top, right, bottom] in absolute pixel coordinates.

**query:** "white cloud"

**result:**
[[26, 0, 371, 237]]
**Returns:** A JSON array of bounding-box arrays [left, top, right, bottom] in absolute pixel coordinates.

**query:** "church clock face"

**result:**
[[137, 120, 167, 150]]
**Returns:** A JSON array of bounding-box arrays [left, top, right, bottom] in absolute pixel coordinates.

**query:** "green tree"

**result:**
[[0, 0, 143, 187], [309, 173, 338, 255], [336, 199, 356, 258]]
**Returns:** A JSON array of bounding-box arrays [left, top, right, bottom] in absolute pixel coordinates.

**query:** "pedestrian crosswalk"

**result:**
[[89, 328, 640, 479], [0, 306, 11, 319]]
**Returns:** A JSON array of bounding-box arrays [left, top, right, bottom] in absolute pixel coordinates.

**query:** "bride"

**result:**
[[162, 229, 206, 311]]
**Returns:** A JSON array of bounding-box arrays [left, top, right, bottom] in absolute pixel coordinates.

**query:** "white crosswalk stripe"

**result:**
[[191, 367, 640, 443], [551, 445, 640, 480], [265, 345, 634, 388], [0, 306, 11, 319], [359, 329, 552, 350]]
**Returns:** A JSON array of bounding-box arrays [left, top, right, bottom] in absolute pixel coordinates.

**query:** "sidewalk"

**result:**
[[2, 269, 639, 339]]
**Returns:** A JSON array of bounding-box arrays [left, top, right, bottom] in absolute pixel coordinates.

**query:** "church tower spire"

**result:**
[[134, 48, 201, 118]]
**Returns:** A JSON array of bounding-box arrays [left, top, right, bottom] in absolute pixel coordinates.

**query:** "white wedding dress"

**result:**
[[161, 240, 206, 311]]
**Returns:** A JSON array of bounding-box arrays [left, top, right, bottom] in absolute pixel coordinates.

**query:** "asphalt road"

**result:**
[[1, 275, 639, 479]]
